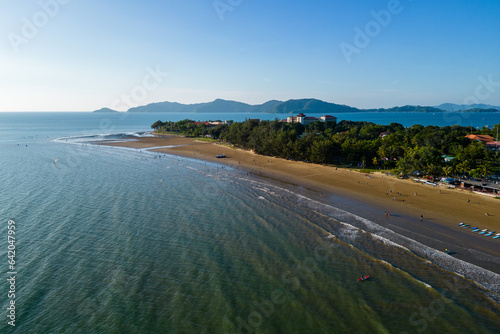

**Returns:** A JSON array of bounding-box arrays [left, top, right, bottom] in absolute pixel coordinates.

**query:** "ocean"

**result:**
[[1, 112, 499, 333]]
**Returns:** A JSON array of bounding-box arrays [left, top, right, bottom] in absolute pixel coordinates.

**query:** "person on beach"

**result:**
[[393, 197, 396, 201], [420, 215, 423, 222]]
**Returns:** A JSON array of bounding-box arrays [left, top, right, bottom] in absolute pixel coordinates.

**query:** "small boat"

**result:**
[[484, 231, 495, 237], [216, 154, 226, 158], [358, 275, 370, 281], [479, 230, 488, 235]]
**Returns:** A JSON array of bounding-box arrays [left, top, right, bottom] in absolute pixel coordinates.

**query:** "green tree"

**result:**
[[151, 120, 164, 130], [442, 166, 453, 177], [456, 160, 471, 176], [478, 162, 494, 180], [310, 138, 334, 164]]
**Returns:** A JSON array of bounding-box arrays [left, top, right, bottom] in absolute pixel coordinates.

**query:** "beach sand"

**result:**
[[98, 135, 500, 273]]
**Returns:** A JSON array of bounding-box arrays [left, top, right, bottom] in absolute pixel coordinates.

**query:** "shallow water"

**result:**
[[0, 113, 499, 333]]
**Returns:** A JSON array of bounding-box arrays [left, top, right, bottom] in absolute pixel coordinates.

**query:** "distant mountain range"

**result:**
[[435, 103, 500, 112], [92, 99, 500, 114]]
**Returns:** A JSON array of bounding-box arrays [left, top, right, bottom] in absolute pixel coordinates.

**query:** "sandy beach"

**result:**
[[98, 135, 500, 274]]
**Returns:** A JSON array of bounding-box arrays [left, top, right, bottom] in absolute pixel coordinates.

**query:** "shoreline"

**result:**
[[95, 135, 500, 276]]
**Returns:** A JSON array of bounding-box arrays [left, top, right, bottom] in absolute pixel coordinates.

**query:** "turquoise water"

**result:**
[[1, 113, 499, 333]]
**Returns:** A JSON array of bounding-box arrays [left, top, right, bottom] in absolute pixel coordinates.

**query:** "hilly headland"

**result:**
[[92, 98, 500, 114]]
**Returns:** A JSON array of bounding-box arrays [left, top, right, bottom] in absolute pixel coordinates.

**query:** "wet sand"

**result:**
[[98, 135, 500, 274]]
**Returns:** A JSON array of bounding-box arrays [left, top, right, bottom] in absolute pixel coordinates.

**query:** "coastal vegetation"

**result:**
[[151, 119, 500, 179]]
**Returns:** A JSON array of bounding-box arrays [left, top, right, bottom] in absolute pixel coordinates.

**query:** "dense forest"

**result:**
[[151, 119, 500, 179]]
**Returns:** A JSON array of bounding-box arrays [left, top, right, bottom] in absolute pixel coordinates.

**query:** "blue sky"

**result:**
[[1, 0, 499, 111]]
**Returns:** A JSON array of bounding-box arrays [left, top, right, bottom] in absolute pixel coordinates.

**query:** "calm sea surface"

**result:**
[[1, 112, 499, 333]]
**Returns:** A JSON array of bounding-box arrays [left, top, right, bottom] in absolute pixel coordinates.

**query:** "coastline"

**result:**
[[96, 135, 500, 276]]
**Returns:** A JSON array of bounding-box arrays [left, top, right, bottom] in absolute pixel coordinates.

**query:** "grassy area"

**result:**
[[194, 137, 219, 143], [152, 131, 181, 135], [326, 164, 388, 174]]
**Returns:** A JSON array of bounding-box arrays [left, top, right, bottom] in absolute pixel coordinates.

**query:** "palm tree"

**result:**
[[457, 160, 471, 177], [478, 162, 494, 181], [426, 163, 440, 179], [442, 166, 453, 177]]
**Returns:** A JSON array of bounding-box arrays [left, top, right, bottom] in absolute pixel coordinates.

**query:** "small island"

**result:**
[[92, 107, 119, 113]]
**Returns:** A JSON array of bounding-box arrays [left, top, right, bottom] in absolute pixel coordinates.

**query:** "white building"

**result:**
[[284, 113, 337, 125]]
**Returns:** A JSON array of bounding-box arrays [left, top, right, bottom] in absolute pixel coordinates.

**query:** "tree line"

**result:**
[[151, 119, 500, 179]]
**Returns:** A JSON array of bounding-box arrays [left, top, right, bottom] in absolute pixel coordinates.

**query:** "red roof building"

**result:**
[[486, 141, 500, 150], [465, 134, 495, 142]]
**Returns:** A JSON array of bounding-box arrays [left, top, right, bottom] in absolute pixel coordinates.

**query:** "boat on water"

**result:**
[[216, 154, 226, 158], [358, 275, 370, 281]]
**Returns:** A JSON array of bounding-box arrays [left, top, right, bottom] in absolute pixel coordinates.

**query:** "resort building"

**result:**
[[465, 134, 499, 151], [441, 155, 455, 163], [486, 141, 500, 151], [190, 120, 230, 126], [282, 113, 337, 125], [465, 134, 495, 143]]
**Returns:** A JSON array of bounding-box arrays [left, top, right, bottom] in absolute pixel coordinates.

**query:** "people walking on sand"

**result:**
[[467, 199, 470, 203], [420, 215, 423, 222], [393, 197, 396, 201], [445, 248, 449, 254], [414, 192, 417, 196]]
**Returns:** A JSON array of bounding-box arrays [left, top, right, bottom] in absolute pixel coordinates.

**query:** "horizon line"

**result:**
[[1, 98, 499, 113]]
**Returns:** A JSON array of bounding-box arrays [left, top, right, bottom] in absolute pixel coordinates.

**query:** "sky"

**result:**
[[1, 0, 499, 111]]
